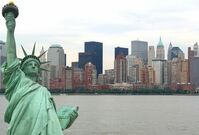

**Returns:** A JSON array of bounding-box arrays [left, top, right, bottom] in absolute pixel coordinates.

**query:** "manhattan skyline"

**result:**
[[0, 0, 198, 70]]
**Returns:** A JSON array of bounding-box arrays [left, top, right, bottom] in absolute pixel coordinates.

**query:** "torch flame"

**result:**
[[8, 0, 14, 4]]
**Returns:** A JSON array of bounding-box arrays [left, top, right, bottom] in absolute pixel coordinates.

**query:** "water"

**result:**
[[0, 95, 199, 135]]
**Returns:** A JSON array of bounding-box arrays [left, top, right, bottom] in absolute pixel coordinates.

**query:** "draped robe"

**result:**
[[2, 59, 64, 135]]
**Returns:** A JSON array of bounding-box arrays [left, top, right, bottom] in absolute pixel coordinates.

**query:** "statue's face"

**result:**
[[5, 12, 15, 32], [22, 60, 40, 77]]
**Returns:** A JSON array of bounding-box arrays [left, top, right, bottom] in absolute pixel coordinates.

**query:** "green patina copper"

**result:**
[[2, 2, 78, 135], [157, 37, 164, 47]]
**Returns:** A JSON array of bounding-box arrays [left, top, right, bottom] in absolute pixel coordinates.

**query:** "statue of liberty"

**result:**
[[2, 2, 78, 135]]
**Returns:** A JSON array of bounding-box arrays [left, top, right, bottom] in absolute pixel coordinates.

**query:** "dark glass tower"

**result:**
[[78, 41, 103, 76], [115, 47, 128, 59]]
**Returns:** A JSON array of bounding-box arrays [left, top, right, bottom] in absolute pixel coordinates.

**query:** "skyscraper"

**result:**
[[114, 54, 127, 83], [39, 47, 48, 87], [190, 57, 199, 87], [84, 62, 97, 87], [170, 47, 184, 60], [193, 42, 198, 56], [152, 59, 166, 85], [0, 41, 6, 89], [78, 52, 93, 69], [79, 41, 103, 76], [167, 42, 173, 60], [47, 44, 66, 66], [115, 47, 128, 59], [47, 44, 66, 89], [148, 46, 155, 66], [156, 37, 165, 60], [131, 40, 148, 65]]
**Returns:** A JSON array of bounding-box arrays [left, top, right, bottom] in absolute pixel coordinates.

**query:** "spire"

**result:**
[[157, 37, 164, 47], [169, 42, 172, 47]]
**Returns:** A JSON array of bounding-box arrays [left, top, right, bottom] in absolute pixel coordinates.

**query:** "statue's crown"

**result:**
[[20, 43, 49, 72]]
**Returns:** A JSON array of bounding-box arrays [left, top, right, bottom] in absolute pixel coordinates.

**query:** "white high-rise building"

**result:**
[[47, 44, 66, 78], [152, 59, 166, 85], [0, 41, 6, 89]]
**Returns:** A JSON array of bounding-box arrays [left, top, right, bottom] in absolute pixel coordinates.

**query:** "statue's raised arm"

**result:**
[[2, 2, 18, 66], [2, 2, 78, 135]]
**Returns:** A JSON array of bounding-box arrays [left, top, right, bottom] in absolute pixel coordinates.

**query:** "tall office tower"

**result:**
[[0, 41, 6, 89], [47, 44, 66, 66], [131, 40, 148, 65], [171, 58, 189, 85], [84, 41, 103, 76], [39, 46, 46, 62], [167, 42, 173, 60], [114, 54, 127, 83], [170, 47, 185, 60], [152, 59, 166, 85], [78, 52, 93, 69], [115, 47, 128, 59], [156, 37, 165, 60], [65, 67, 72, 89], [148, 46, 155, 66], [39, 47, 49, 87], [190, 57, 199, 88], [188, 47, 194, 83], [105, 69, 115, 84], [47, 44, 66, 89], [72, 68, 84, 90], [84, 62, 97, 87], [147, 66, 155, 85], [126, 55, 136, 82], [166, 61, 172, 85], [126, 55, 144, 83], [193, 42, 198, 56]]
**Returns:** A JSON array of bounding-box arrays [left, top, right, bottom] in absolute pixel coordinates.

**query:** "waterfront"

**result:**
[[0, 95, 199, 135]]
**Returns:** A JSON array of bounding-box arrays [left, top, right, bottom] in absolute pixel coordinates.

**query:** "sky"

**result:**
[[0, 0, 199, 71]]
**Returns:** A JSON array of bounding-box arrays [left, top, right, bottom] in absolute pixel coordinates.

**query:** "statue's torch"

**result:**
[[2, 1, 19, 18]]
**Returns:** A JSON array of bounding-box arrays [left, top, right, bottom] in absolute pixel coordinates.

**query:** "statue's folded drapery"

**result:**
[[2, 59, 63, 135]]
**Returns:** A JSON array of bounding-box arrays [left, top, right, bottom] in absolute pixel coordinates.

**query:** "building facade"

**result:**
[[167, 42, 173, 60], [47, 44, 66, 89], [190, 57, 199, 88], [131, 40, 148, 65], [0, 41, 6, 89], [115, 47, 128, 59], [84, 62, 97, 87], [84, 41, 103, 76], [152, 59, 166, 85], [148, 46, 155, 66], [114, 55, 127, 83], [104, 69, 115, 84]]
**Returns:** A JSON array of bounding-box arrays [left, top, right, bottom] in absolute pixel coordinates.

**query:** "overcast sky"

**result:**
[[0, 0, 199, 71]]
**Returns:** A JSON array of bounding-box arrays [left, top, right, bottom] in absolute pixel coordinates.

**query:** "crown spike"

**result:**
[[32, 42, 36, 55], [21, 45, 27, 56], [38, 50, 47, 58]]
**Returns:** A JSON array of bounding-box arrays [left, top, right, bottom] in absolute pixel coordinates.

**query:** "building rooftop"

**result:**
[[50, 44, 62, 48]]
